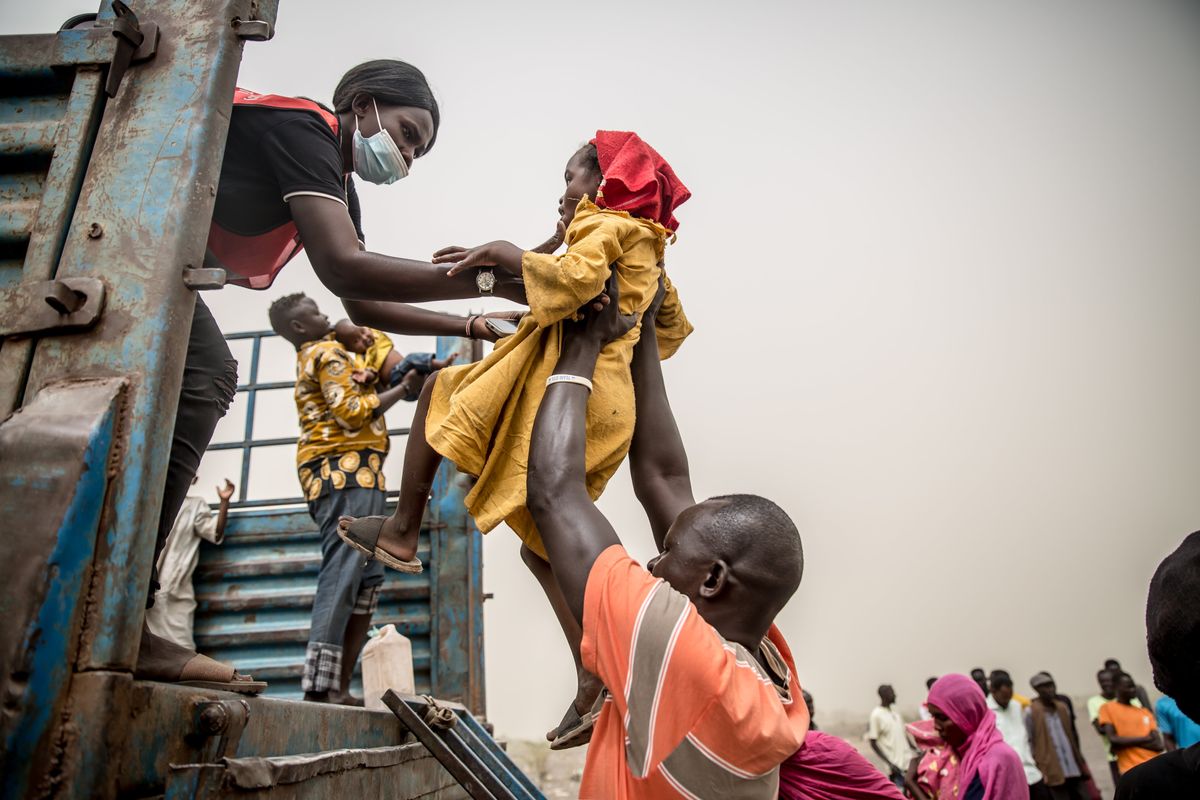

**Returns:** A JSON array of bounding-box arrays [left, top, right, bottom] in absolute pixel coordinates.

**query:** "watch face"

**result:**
[[476, 269, 496, 292]]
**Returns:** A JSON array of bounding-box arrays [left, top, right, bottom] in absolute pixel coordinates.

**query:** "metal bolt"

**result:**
[[86, 223, 103, 239], [198, 703, 229, 735]]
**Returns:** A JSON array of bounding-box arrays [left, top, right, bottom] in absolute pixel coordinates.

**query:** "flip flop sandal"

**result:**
[[338, 516, 423, 574], [550, 690, 607, 751], [178, 653, 267, 695]]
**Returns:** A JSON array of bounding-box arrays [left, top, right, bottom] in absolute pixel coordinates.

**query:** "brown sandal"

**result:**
[[549, 690, 607, 750], [179, 654, 267, 695], [138, 627, 266, 694], [337, 515, 423, 573]]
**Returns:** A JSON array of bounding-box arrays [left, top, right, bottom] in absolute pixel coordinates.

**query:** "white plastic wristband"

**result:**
[[545, 373, 593, 392]]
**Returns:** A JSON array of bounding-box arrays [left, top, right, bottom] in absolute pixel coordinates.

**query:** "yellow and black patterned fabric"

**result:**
[[298, 449, 387, 501], [293, 335, 388, 496]]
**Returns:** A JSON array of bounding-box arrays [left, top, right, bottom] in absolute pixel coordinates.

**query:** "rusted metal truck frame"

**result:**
[[0, 2, 488, 797]]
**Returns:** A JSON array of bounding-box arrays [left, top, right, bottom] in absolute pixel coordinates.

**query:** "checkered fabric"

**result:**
[[353, 582, 381, 615], [301, 641, 342, 693]]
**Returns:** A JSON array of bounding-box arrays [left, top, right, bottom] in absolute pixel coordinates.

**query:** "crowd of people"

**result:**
[[854, 655, 1200, 799], [136, 50, 1199, 798]]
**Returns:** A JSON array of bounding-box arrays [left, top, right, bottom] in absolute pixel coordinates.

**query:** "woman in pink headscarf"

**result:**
[[915, 674, 1028, 800]]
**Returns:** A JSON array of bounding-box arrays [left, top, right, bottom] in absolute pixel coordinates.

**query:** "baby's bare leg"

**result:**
[[374, 372, 442, 560]]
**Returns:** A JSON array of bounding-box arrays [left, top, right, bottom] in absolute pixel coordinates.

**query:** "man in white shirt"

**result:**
[[988, 670, 1051, 799], [868, 684, 915, 790]]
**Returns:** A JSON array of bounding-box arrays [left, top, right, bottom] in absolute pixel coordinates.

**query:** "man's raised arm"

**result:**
[[526, 275, 638, 622], [629, 278, 696, 550]]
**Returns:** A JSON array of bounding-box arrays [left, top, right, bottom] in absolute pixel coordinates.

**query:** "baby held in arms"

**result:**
[[332, 319, 457, 402]]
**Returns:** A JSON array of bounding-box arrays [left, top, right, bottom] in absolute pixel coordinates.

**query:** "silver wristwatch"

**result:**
[[476, 268, 496, 295]]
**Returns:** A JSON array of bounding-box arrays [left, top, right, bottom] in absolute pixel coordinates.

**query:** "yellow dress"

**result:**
[[425, 197, 692, 557]]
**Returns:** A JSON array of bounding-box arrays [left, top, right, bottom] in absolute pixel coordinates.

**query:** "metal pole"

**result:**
[[238, 332, 262, 503]]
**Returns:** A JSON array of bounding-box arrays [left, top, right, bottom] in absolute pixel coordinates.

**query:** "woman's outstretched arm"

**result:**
[[289, 195, 526, 304]]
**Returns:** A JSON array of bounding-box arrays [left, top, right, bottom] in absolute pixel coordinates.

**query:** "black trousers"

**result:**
[[149, 295, 238, 607], [1046, 777, 1090, 800]]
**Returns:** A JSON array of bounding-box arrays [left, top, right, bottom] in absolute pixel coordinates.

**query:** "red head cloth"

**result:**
[[591, 130, 691, 232]]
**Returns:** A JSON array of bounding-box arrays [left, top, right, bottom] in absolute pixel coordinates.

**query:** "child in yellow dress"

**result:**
[[338, 130, 691, 569]]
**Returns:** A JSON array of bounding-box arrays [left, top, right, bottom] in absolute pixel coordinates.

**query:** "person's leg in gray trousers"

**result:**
[[302, 486, 386, 701]]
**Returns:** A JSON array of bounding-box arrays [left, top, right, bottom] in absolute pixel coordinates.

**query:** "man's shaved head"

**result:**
[[649, 493, 803, 646], [702, 494, 804, 606]]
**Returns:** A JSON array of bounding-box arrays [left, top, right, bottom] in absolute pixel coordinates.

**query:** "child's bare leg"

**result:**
[[373, 372, 442, 560], [333, 609, 373, 705], [521, 544, 603, 741]]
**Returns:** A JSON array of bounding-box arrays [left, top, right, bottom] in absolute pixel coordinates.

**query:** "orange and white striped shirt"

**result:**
[[580, 545, 809, 799]]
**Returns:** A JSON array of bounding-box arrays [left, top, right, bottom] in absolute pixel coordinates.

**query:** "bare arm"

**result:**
[[214, 480, 233, 537], [342, 299, 482, 339], [526, 275, 637, 621], [868, 739, 902, 774], [629, 278, 695, 550], [288, 195, 525, 305], [905, 756, 930, 800], [373, 382, 415, 418], [1100, 723, 1160, 750]]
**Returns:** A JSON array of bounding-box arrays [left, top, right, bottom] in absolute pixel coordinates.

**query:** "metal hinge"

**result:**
[[58, 0, 160, 98], [0, 278, 105, 337], [105, 0, 158, 97], [183, 267, 227, 290]]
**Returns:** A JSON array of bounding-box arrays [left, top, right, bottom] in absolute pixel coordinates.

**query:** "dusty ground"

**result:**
[[504, 698, 1118, 797], [505, 740, 587, 799]]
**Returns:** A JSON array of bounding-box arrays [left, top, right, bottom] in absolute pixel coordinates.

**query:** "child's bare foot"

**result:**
[[337, 514, 423, 573]]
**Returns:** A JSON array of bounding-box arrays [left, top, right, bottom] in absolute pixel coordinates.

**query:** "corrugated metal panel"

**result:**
[[195, 507, 435, 699], [0, 79, 66, 273]]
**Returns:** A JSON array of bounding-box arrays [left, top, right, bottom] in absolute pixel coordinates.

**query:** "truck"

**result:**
[[0, 2, 525, 797]]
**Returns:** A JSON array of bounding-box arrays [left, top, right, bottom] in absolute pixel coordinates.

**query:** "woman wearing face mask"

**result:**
[[138, 60, 531, 693]]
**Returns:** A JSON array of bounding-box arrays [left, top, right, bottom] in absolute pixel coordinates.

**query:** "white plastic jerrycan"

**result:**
[[361, 623, 415, 711]]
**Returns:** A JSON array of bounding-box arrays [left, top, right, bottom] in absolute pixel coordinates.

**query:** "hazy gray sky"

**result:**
[[9, 1, 1199, 739]]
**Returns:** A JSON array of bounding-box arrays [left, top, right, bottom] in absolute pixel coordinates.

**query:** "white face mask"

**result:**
[[352, 98, 409, 185]]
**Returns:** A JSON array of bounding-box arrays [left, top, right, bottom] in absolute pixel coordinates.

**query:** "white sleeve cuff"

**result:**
[[282, 190, 347, 207]]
